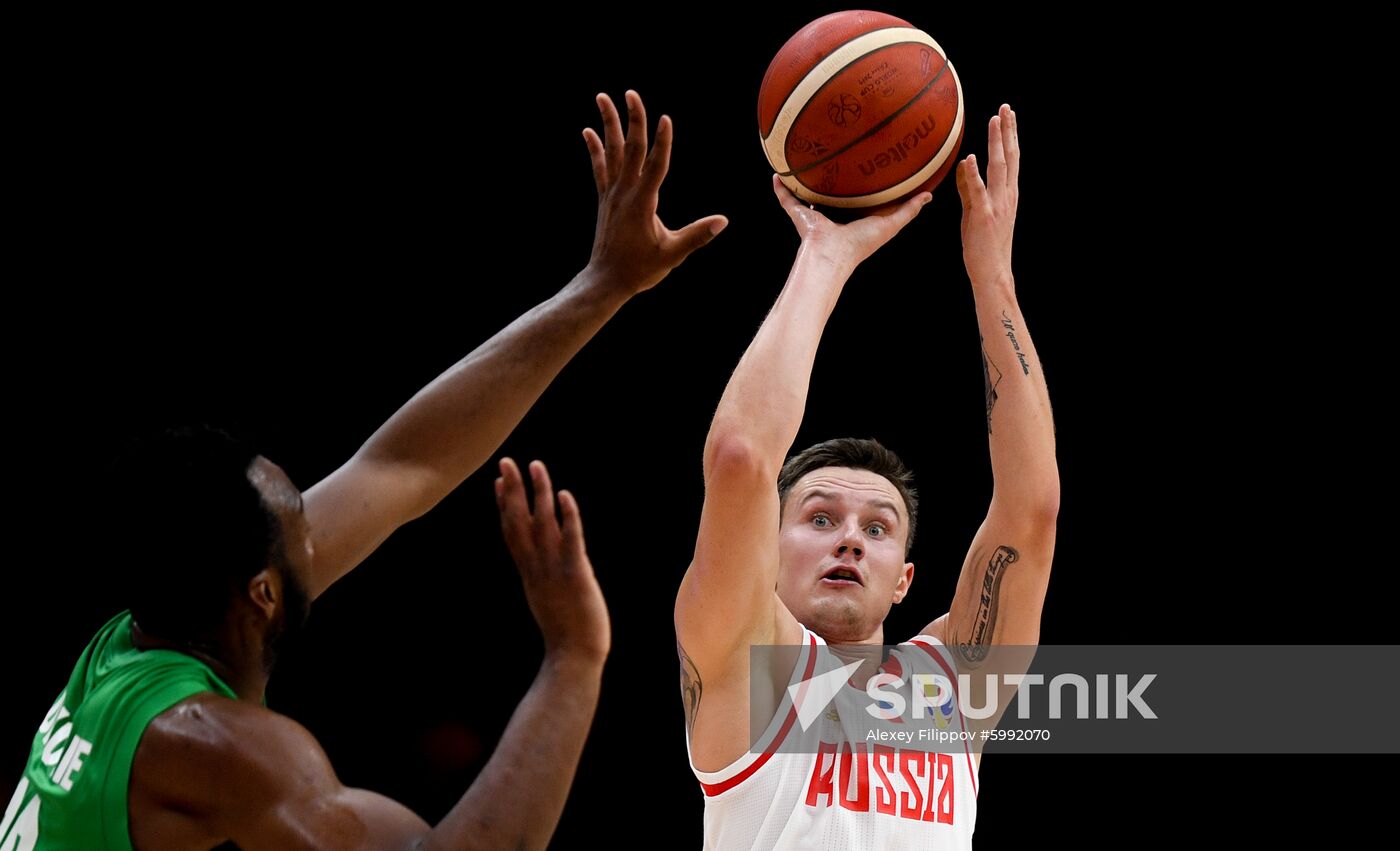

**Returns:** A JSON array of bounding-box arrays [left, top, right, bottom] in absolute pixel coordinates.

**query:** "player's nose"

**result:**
[[834, 520, 864, 559]]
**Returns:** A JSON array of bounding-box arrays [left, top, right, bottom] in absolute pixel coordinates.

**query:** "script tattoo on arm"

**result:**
[[999, 310, 1031, 375], [981, 334, 1003, 435], [678, 641, 703, 736], [955, 545, 1020, 665]]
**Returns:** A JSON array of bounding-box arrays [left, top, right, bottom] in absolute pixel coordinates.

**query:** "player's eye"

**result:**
[[867, 524, 885, 536], [813, 515, 831, 527]]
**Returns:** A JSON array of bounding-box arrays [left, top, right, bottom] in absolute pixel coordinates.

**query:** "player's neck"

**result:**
[[129, 619, 270, 702], [826, 640, 892, 687], [817, 622, 885, 647]]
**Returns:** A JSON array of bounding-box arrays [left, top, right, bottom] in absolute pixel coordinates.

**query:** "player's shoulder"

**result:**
[[908, 612, 949, 646], [776, 603, 807, 646], [133, 693, 332, 811], [145, 692, 319, 757]]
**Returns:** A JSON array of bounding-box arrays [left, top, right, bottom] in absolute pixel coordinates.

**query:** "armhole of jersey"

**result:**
[[101, 676, 231, 848], [688, 629, 821, 798], [907, 634, 980, 800]]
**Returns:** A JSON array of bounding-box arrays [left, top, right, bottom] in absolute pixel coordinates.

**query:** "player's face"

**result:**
[[776, 467, 914, 643]]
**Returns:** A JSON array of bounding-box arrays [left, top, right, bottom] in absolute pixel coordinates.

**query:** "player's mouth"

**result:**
[[820, 565, 864, 587]]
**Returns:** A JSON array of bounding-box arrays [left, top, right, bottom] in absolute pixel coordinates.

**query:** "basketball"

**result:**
[[758, 11, 965, 208]]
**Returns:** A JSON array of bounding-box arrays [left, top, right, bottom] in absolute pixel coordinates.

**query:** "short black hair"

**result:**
[[110, 424, 282, 640], [777, 437, 919, 557]]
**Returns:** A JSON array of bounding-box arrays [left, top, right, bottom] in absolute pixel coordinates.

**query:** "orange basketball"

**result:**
[[758, 11, 965, 208]]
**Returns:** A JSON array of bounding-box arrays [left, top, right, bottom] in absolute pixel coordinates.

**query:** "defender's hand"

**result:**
[[496, 457, 610, 662], [582, 90, 729, 296]]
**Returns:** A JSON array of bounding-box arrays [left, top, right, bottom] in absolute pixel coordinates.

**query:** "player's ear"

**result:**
[[893, 562, 915, 604], [247, 568, 278, 620]]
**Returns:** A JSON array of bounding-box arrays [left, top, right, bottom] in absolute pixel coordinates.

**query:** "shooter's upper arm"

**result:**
[[920, 506, 1057, 666], [675, 437, 788, 672], [132, 694, 431, 851]]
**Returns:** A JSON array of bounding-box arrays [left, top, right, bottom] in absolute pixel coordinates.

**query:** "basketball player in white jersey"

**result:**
[[674, 104, 1058, 848]]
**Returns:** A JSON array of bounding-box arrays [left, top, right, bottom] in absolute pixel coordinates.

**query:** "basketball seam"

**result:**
[[760, 26, 946, 171], [778, 52, 951, 180], [788, 62, 964, 208]]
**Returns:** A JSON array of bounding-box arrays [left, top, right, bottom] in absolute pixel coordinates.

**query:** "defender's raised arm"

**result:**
[[303, 91, 728, 600]]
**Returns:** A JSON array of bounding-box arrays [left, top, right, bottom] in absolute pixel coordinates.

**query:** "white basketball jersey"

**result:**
[[687, 626, 979, 850]]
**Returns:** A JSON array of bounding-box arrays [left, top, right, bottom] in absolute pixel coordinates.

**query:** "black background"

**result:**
[[6, 4, 1389, 846]]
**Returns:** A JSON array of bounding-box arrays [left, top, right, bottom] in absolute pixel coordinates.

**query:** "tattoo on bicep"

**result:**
[[955, 545, 1020, 665], [1000, 310, 1031, 376], [981, 335, 1003, 435], [678, 641, 703, 735]]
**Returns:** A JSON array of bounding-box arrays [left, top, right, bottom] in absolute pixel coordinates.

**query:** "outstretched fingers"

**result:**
[[623, 90, 648, 180], [557, 489, 588, 561], [596, 93, 625, 186], [528, 460, 558, 540], [496, 457, 533, 556], [956, 154, 986, 211], [987, 108, 1008, 195], [1004, 106, 1020, 192], [582, 127, 607, 195], [589, 90, 666, 194], [641, 113, 673, 196]]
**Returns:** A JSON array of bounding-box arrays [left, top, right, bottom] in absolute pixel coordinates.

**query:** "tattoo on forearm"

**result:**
[[678, 641, 703, 735], [955, 545, 1020, 665], [981, 334, 1003, 435], [1000, 310, 1031, 375]]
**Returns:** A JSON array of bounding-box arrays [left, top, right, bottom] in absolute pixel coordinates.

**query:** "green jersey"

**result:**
[[2, 611, 237, 850]]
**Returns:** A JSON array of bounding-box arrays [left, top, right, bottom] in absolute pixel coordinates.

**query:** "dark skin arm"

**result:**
[[129, 694, 432, 851], [303, 90, 727, 600], [131, 459, 608, 851]]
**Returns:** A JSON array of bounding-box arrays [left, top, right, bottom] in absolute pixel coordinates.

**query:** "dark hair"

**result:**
[[777, 437, 919, 557], [109, 424, 282, 640]]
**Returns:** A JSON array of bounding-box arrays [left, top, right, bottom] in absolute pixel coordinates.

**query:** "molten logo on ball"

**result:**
[[858, 115, 938, 177], [758, 10, 965, 207]]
